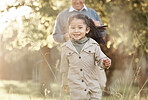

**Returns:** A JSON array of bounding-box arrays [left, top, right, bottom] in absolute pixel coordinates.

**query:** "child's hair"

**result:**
[[68, 13, 105, 45]]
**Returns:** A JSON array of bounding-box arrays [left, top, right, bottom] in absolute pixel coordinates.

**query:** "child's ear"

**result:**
[[86, 27, 90, 34]]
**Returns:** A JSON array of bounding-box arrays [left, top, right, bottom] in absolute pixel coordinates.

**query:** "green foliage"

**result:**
[[0, 0, 147, 53], [87, 0, 148, 54], [0, 0, 70, 50]]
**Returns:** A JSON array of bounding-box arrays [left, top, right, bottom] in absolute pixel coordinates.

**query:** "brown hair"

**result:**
[[68, 13, 105, 45]]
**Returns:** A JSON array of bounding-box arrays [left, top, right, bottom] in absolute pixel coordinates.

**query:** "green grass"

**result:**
[[102, 70, 148, 100], [102, 84, 148, 100], [0, 80, 147, 100], [0, 80, 60, 100]]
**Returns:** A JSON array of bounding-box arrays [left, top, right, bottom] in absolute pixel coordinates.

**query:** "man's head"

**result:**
[[71, 0, 85, 11]]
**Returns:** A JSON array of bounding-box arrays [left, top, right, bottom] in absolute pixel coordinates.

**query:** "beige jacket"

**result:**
[[60, 38, 108, 100]]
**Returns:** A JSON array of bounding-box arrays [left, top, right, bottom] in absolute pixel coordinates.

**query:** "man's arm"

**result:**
[[94, 12, 106, 37], [53, 14, 66, 43]]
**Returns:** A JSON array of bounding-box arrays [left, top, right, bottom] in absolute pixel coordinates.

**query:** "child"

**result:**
[[60, 13, 111, 100]]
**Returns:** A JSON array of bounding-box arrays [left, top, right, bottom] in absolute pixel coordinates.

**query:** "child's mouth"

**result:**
[[74, 34, 80, 37]]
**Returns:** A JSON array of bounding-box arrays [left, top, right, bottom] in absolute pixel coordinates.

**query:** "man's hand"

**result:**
[[92, 19, 101, 26], [65, 33, 70, 41]]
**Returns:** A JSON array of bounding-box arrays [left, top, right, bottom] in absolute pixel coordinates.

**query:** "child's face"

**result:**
[[68, 18, 90, 41]]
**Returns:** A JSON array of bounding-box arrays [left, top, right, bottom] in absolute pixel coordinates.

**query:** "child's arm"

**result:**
[[95, 45, 111, 69], [60, 46, 69, 92]]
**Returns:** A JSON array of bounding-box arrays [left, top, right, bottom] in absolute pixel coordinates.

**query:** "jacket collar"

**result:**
[[81, 38, 97, 50], [64, 38, 98, 53], [65, 39, 78, 53]]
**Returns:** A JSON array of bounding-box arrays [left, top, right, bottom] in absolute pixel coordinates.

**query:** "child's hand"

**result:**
[[62, 85, 68, 94], [103, 58, 111, 68]]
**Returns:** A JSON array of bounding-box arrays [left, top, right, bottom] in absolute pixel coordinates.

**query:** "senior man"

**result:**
[[53, 0, 106, 43]]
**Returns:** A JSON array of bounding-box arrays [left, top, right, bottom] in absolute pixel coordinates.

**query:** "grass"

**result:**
[[0, 79, 147, 100], [0, 80, 70, 100], [102, 69, 148, 100]]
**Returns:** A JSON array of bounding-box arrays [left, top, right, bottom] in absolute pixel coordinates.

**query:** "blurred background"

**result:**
[[0, 0, 147, 100]]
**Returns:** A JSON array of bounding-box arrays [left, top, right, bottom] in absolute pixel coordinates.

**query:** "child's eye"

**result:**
[[79, 27, 83, 29], [70, 26, 75, 29]]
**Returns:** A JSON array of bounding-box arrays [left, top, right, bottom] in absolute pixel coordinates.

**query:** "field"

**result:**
[[0, 79, 147, 100]]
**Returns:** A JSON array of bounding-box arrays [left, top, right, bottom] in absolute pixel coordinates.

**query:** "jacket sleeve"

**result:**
[[60, 46, 69, 86], [96, 68, 107, 89], [53, 13, 66, 43], [95, 44, 108, 69]]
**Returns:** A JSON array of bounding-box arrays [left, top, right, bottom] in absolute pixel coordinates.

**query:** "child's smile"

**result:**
[[73, 33, 81, 37], [68, 18, 90, 40]]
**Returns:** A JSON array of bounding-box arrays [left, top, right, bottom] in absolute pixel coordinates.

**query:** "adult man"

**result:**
[[53, 0, 106, 43]]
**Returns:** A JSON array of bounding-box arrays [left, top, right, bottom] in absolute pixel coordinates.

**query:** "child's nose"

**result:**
[[74, 28, 79, 32]]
